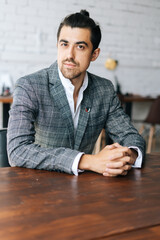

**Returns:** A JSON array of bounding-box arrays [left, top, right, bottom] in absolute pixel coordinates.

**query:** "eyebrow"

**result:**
[[76, 41, 88, 47], [59, 39, 68, 43], [59, 39, 88, 47]]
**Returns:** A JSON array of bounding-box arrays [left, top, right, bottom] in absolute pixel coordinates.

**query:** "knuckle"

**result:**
[[124, 164, 131, 170], [123, 147, 129, 152], [122, 170, 128, 176], [121, 161, 125, 167], [125, 165, 129, 170], [125, 156, 130, 162]]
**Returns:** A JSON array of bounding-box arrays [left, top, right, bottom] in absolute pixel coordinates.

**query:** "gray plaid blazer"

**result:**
[[7, 61, 145, 174]]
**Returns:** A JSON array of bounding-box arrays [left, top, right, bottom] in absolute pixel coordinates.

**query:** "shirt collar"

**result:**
[[58, 68, 88, 92]]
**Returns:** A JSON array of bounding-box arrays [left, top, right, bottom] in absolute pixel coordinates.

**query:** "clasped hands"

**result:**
[[79, 143, 138, 177]]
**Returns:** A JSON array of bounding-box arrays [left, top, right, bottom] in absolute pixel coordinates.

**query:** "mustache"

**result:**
[[63, 58, 78, 65]]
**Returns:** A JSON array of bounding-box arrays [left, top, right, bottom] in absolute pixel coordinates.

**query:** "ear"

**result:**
[[91, 48, 100, 62]]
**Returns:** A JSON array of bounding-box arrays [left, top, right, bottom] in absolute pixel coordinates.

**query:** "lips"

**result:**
[[63, 62, 77, 69], [65, 62, 76, 66]]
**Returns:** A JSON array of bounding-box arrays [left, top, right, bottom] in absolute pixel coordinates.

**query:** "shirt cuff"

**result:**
[[128, 146, 143, 168], [72, 152, 84, 176]]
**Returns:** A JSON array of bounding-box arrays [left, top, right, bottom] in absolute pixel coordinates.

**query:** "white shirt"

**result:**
[[58, 69, 88, 131], [58, 69, 142, 176]]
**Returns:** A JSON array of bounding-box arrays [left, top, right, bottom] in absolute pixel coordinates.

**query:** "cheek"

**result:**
[[57, 51, 61, 59], [57, 51, 64, 65], [57, 48, 64, 58], [80, 54, 92, 68], [57, 54, 62, 69]]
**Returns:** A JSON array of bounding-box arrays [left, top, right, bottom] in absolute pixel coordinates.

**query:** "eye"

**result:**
[[77, 45, 85, 50], [60, 42, 68, 47]]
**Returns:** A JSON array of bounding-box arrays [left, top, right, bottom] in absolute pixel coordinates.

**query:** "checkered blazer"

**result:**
[[7, 61, 145, 174]]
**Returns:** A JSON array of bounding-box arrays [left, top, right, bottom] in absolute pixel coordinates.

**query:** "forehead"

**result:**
[[58, 26, 92, 44]]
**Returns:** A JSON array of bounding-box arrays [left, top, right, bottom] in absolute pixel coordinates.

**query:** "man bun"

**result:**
[[80, 9, 89, 17]]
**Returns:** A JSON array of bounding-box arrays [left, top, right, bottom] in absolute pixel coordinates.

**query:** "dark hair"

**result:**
[[57, 10, 101, 52]]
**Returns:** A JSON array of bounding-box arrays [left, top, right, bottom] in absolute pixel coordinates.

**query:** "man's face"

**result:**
[[57, 26, 99, 81]]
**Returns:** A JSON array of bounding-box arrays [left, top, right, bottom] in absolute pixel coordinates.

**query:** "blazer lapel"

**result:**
[[48, 62, 75, 148], [74, 78, 92, 150]]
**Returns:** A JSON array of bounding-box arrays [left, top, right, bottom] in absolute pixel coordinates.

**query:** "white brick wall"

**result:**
[[0, 0, 160, 97]]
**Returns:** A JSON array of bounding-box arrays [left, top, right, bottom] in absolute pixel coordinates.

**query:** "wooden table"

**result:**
[[121, 94, 155, 103], [0, 96, 13, 104], [0, 154, 160, 240], [118, 94, 156, 118], [0, 96, 13, 127]]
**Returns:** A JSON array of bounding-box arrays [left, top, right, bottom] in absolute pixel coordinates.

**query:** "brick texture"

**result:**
[[0, 0, 160, 97]]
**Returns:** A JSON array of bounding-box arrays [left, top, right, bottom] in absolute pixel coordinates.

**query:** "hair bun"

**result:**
[[80, 9, 89, 17]]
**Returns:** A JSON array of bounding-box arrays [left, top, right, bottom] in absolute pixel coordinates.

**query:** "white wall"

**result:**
[[0, 0, 160, 97]]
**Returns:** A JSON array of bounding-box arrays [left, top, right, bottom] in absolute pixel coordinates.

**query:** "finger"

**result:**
[[107, 148, 129, 161], [112, 142, 122, 148], [111, 154, 135, 166], [106, 159, 132, 172], [105, 145, 116, 150], [113, 156, 133, 169], [121, 170, 128, 176], [103, 169, 128, 177], [122, 148, 137, 160], [117, 156, 131, 165], [104, 162, 132, 175], [122, 164, 132, 171], [105, 142, 122, 150], [106, 161, 125, 169], [103, 172, 117, 177], [107, 155, 130, 164], [103, 167, 124, 176], [105, 143, 119, 150], [122, 155, 135, 165], [124, 148, 133, 157]]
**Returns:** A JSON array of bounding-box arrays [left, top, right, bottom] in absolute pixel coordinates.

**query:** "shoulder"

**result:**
[[87, 71, 115, 93], [15, 67, 49, 88], [15, 62, 57, 87], [13, 67, 50, 102]]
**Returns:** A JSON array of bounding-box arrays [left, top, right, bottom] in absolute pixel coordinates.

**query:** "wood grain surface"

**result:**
[[0, 154, 160, 240]]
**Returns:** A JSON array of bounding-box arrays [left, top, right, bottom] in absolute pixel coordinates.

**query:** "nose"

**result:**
[[67, 45, 75, 59]]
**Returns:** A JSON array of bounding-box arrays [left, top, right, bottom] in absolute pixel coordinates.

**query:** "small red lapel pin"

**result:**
[[85, 107, 91, 113]]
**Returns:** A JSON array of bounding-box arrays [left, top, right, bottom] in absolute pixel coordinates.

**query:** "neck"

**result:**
[[70, 71, 86, 88]]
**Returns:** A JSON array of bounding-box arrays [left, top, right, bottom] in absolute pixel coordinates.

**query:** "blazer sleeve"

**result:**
[[7, 78, 80, 174], [104, 84, 146, 158]]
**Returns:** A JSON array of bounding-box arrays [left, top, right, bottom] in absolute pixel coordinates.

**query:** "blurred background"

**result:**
[[0, 0, 160, 151]]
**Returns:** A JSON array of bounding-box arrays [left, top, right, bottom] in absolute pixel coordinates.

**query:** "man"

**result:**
[[7, 10, 145, 177]]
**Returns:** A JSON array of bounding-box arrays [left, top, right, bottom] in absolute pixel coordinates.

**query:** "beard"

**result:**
[[61, 68, 81, 80], [60, 59, 81, 80]]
